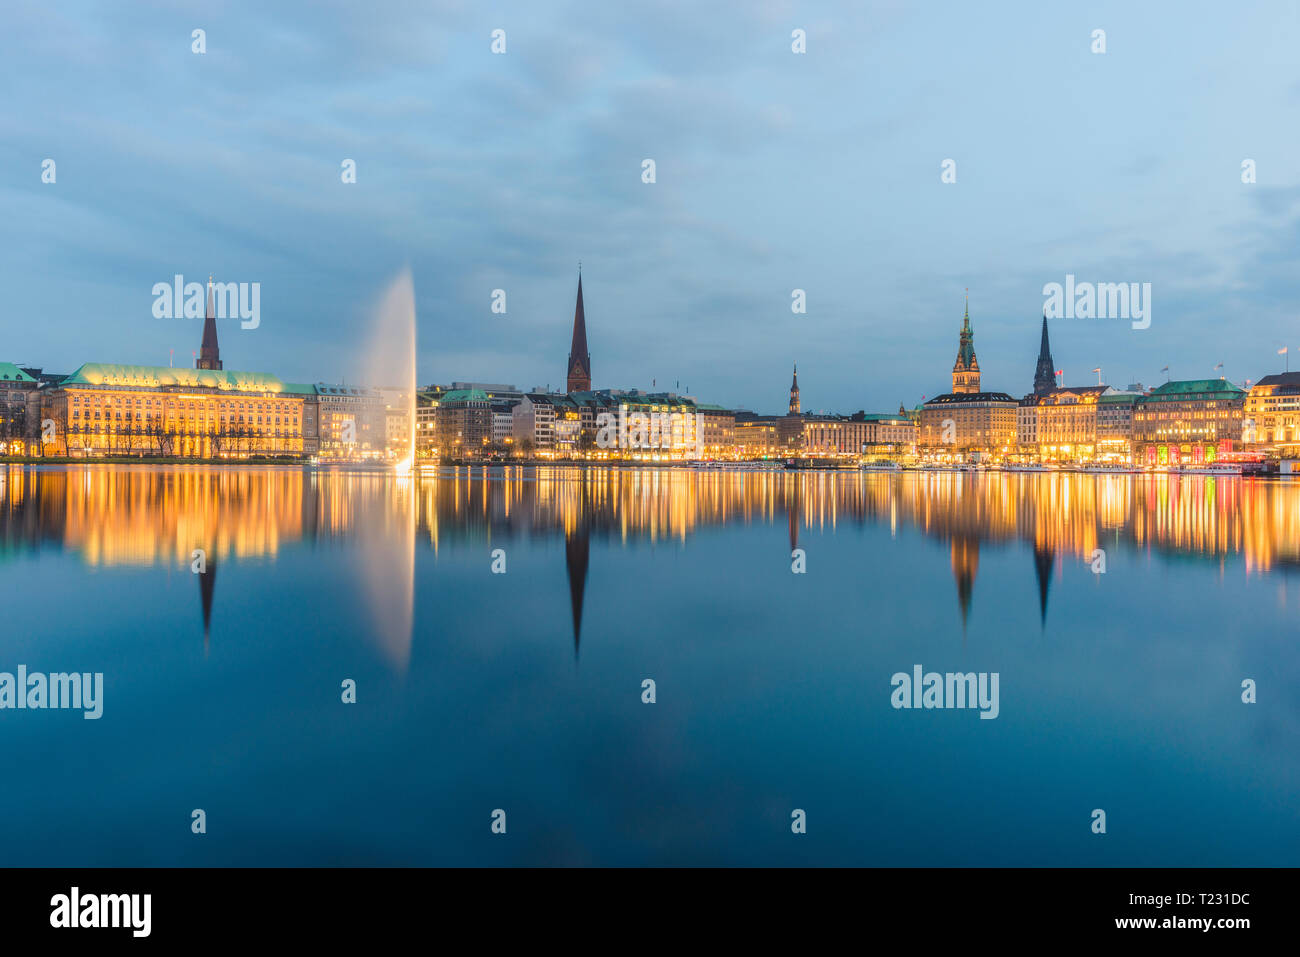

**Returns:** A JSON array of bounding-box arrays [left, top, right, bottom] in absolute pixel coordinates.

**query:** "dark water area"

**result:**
[[1, 464, 1296, 865]]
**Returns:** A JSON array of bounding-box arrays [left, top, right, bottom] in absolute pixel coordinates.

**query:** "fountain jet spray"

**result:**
[[363, 267, 417, 473]]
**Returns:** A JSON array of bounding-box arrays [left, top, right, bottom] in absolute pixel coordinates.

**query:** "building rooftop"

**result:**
[[1142, 378, 1247, 401], [0, 362, 37, 383], [1253, 372, 1300, 390], [924, 391, 1018, 404], [60, 362, 288, 393]]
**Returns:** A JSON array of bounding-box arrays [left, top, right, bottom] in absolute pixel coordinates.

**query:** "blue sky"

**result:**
[[2, 0, 1298, 412]]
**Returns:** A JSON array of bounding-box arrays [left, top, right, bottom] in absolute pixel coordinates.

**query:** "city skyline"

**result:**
[[4, 1, 1299, 414]]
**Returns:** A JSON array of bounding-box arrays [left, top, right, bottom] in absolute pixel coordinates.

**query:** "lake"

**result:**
[[0, 464, 1296, 865]]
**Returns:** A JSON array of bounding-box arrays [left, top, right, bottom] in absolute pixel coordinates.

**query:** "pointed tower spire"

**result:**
[[1033, 313, 1056, 396], [952, 293, 979, 393], [566, 270, 591, 393], [197, 273, 223, 370], [788, 362, 801, 415]]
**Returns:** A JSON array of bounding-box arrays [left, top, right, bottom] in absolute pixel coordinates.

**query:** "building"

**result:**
[[377, 387, 413, 461], [858, 412, 918, 458], [920, 392, 1018, 456], [789, 414, 870, 455], [435, 388, 492, 456], [695, 404, 736, 455], [415, 388, 445, 456], [1244, 372, 1300, 453], [733, 412, 781, 457], [310, 384, 387, 460], [42, 363, 305, 458], [788, 364, 800, 414], [920, 300, 1017, 458], [1096, 391, 1142, 461], [1028, 384, 1116, 462], [490, 399, 517, 446], [1132, 378, 1247, 465], [566, 273, 591, 393], [0, 363, 39, 454]]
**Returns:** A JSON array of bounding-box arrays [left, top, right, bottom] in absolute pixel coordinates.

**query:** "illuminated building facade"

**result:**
[[695, 404, 736, 454], [436, 388, 492, 454], [1243, 372, 1300, 453], [1096, 392, 1141, 461], [311, 384, 387, 460], [920, 304, 1016, 457], [1132, 378, 1246, 465], [42, 363, 305, 458], [0, 363, 38, 454], [1028, 385, 1115, 462], [733, 412, 781, 456]]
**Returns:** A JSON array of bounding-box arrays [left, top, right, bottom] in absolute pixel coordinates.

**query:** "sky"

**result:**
[[2, 0, 1299, 414]]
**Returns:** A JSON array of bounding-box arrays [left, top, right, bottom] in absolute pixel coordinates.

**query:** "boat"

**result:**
[[1167, 463, 1242, 475]]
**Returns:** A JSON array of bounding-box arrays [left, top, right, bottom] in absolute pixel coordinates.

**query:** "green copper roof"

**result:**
[[1144, 379, 1246, 400], [281, 382, 318, 395], [60, 362, 287, 393], [0, 362, 37, 383], [439, 388, 489, 403]]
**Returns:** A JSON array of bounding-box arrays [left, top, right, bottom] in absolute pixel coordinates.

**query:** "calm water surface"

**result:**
[[1, 464, 1296, 865]]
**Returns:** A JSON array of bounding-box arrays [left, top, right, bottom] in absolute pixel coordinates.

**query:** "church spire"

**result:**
[[1033, 313, 1056, 397], [197, 274, 223, 370], [788, 362, 800, 415], [566, 270, 591, 393]]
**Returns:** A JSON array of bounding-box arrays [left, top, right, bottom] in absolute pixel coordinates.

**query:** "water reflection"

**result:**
[[3, 465, 1298, 658]]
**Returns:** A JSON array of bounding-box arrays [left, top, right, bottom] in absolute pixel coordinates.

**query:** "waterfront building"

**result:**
[[1132, 378, 1246, 465], [920, 300, 1017, 458], [42, 364, 306, 458], [1016, 395, 1039, 452], [415, 388, 444, 455], [733, 411, 781, 456], [695, 404, 736, 455], [513, 393, 560, 452], [490, 399, 517, 446], [311, 384, 387, 460], [436, 388, 493, 455], [0, 363, 39, 454], [1029, 385, 1116, 462], [858, 412, 918, 458], [1096, 392, 1142, 461], [1243, 372, 1300, 452]]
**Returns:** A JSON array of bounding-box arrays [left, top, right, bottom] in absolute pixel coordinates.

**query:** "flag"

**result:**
[[1161, 365, 1169, 372], [1280, 347, 1289, 355], [1214, 362, 1223, 370], [1091, 367, 1101, 373]]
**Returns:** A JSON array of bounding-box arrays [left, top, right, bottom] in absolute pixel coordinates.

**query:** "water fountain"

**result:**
[[361, 267, 417, 474]]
